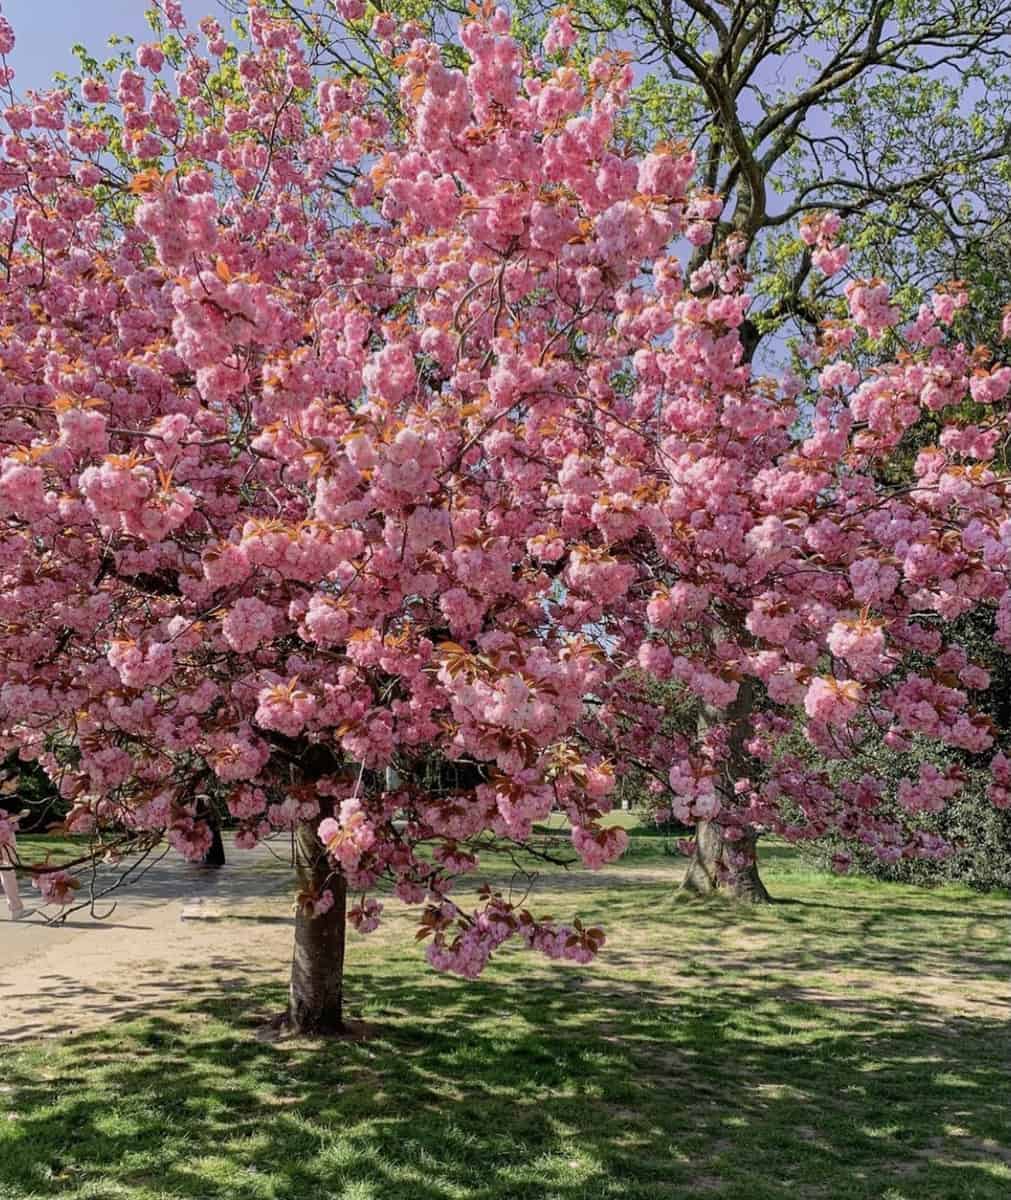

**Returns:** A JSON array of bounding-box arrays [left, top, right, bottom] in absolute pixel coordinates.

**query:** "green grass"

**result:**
[[14, 833, 91, 862], [2, 850, 1009, 1200], [533, 807, 689, 859]]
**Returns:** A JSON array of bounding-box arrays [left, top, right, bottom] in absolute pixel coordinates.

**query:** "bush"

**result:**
[[0, 754, 64, 831], [793, 609, 1011, 893], [808, 788, 1011, 892]]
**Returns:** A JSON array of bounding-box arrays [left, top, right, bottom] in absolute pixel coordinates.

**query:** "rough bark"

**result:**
[[679, 676, 772, 904], [681, 821, 771, 903], [287, 815, 347, 1035]]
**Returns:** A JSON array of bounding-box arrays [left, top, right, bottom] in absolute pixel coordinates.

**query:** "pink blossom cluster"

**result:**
[[222, 597, 276, 654], [804, 678, 863, 727], [845, 278, 901, 339], [318, 800, 377, 872], [424, 895, 604, 979], [896, 764, 963, 815], [801, 211, 850, 276], [826, 619, 890, 681], [348, 897, 383, 933], [33, 869, 80, 907], [570, 823, 629, 869], [543, 10, 578, 56], [988, 753, 1011, 810]]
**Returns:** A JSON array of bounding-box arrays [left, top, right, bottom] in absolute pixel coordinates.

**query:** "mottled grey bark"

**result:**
[[681, 820, 771, 903], [287, 815, 347, 1035], [680, 677, 772, 904]]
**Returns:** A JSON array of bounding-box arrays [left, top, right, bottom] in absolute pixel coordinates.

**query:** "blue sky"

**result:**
[[4, 1, 202, 93]]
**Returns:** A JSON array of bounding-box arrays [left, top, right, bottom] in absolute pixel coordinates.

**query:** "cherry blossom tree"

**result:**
[[0, 1, 657, 1032], [592, 250, 1011, 899], [1, 2, 1011, 1035], [249, 0, 1011, 894]]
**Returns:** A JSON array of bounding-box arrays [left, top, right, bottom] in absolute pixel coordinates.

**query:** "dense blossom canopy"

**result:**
[[1, 3, 1010, 970]]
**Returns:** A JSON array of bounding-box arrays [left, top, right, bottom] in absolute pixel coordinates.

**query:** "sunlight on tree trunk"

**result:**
[[682, 822, 771, 904], [680, 679, 771, 903], [288, 818, 347, 1035]]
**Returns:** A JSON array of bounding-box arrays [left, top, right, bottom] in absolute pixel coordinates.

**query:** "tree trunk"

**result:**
[[194, 795, 225, 866], [681, 819, 724, 896], [679, 676, 772, 904], [287, 816, 347, 1035], [203, 820, 225, 867], [681, 821, 771, 903]]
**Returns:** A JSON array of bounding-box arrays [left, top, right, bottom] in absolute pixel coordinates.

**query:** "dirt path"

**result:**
[[0, 839, 297, 1043]]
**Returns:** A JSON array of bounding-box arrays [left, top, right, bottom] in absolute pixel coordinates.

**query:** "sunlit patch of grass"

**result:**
[[2, 848, 1009, 1199]]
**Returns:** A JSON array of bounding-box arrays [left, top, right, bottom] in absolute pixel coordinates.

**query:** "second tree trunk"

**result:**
[[680, 677, 771, 904]]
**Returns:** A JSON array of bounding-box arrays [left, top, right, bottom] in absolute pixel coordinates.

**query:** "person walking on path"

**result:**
[[0, 807, 31, 921]]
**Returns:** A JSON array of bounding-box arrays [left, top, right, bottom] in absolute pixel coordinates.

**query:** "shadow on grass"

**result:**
[[2, 959, 1009, 1200]]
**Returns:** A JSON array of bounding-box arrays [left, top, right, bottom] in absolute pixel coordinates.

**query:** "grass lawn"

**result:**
[[1, 846, 1009, 1200], [13, 833, 92, 862]]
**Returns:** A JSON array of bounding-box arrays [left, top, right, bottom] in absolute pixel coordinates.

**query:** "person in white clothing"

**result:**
[[0, 807, 29, 920]]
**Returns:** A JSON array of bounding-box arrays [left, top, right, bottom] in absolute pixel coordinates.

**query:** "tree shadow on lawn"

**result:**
[[3, 962, 1010, 1200], [660, 887, 1011, 989]]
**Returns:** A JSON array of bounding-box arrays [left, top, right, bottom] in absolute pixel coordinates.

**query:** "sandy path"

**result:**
[[0, 839, 297, 1043]]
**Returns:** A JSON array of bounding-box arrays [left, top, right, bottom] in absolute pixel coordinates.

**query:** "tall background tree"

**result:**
[[262, 1, 1011, 346]]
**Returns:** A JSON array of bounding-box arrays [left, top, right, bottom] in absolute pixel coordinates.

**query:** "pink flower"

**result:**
[[168, 817, 214, 861], [137, 44, 165, 73], [897, 764, 962, 815], [812, 245, 849, 276], [0, 462, 49, 522], [571, 824, 628, 870], [81, 77, 109, 103], [208, 730, 270, 783], [988, 753, 1011, 809], [107, 640, 174, 688], [363, 342, 416, 404], [318, 799, 376, 870], [349, 897, 383, 932], [336, 0, 366, 19], [826, 619, 889, 681], [804, 677, 863, 726], [255, 679, 318, 737], [222, 596, 276, 653], [544, 10, 578, 55], [34, 870, 81, 907], [845, 278, 901, 339], [931, 286, 968, 325]]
